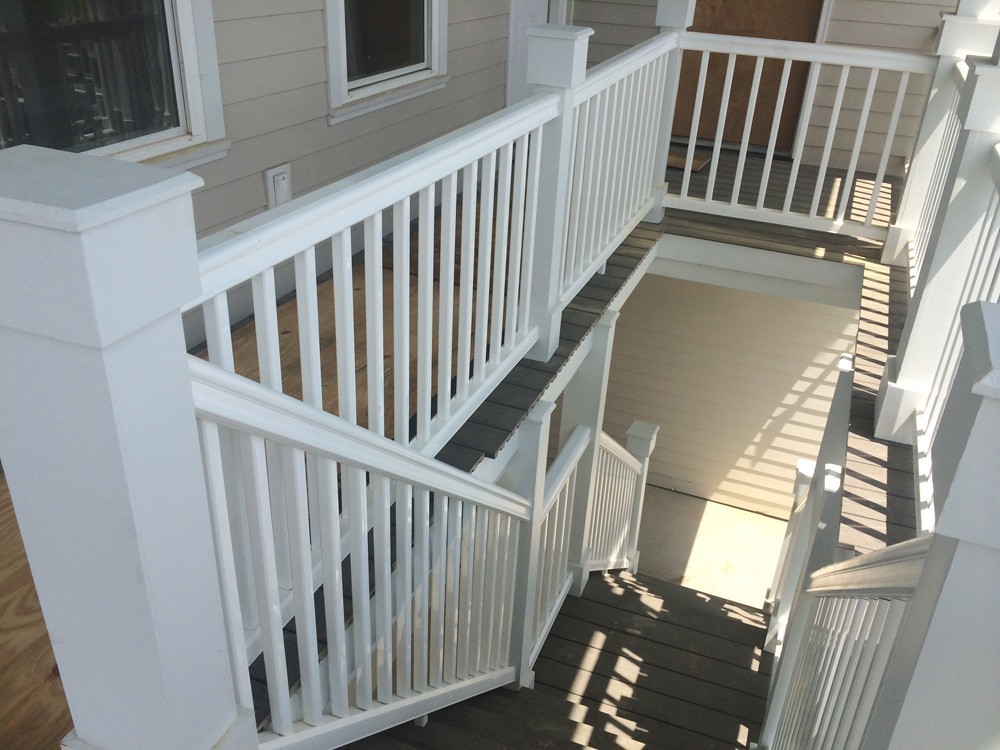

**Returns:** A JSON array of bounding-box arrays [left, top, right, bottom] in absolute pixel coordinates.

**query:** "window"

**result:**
[[0, 0, 225, 166], [325, 0, 448, 122]]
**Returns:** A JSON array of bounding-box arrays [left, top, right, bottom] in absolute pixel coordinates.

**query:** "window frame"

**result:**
[[324, 0, 449, 123], [86, 0, 227, 167]]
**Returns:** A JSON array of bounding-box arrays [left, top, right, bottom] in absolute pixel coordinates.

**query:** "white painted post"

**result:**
[[881, 1, 1000, 265], [871, 301, 1000, 749], [525, 24, 593, 361], [645, 0, 698, 224], [507, 400, 556, 689], [0, 147, 256, 750], [875, 52, 1000, 445], [559, 311, 619, 595], [623, 421, 659, 572]]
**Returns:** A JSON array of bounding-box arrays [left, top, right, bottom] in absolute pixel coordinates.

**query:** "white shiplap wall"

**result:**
[[603, 275, 858, 519], [189, 1, 510, 235]]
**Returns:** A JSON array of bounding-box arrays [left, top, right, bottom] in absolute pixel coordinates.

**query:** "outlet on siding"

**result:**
[[265, 164, 292, 208]]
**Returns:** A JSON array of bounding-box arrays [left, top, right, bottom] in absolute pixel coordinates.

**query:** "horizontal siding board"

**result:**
[[213, 0, 321, 22], [214, 12, 326, 65], [219, 48, 327, 106], [606, 276, 856, 519]]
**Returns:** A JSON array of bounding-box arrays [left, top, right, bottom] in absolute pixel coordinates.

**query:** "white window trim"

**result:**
[[89, 0, 229, 168], [324, 0, 449, 124]]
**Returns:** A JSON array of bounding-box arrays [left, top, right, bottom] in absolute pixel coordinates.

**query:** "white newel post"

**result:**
[[623, 421, 659, 572], [871, 301, 1000, 749], [875, 52, 1000, 445], [881, 1, 1000, 265], [646, 0, 698, 224], [559, 311, 619, 595], [0, 147, 255, 750], [508, 400, 556, 689], [525, 24, 593, 361]]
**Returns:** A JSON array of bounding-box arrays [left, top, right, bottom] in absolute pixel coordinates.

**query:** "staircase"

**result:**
[[346, 572, 772, 750]]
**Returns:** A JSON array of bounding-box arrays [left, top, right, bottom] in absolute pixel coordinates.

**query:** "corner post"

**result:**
[[645, 0, 698, 224], [508, 400, 556, 689], [525, 24, 593, 361], [623, 421, 659, 572], [560, 310, 619, 595], [0, 147, 255, 750]]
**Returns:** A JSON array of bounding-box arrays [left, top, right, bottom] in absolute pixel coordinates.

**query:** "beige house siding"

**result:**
[[603, 275, 858, 519], [190, 1, 510, 235]]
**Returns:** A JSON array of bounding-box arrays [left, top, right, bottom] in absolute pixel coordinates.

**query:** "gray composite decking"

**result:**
[[346, 571, 772, 750]]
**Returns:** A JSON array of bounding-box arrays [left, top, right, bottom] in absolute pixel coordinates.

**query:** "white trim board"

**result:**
[[650, 234, 864, 310]]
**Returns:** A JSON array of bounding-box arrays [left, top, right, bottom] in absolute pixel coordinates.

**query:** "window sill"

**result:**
[[142, 138, 232, 170], [328, 75, 450, 125]]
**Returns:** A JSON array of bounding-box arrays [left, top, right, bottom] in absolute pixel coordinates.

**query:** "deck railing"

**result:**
[[585, 424, 658, 573], [667, 32, 936, 239]]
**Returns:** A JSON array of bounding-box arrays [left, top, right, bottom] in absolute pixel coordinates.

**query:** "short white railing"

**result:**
[[667, 32, 936, 239], [185, 95, 557, 457], [758, 535, 934, 750], [765, 355, 854, 656], [585, 423, 658, 573], [191, 356, 531, 745]]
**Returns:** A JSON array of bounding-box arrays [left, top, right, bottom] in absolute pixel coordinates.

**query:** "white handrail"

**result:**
[[681, 31, 938, 74], [189, 356, 531, 520], [575, 30, 680, 100], [808, 534, 931, 597], [186, 93, 560, 308], [598, 431, 642, 474], [543, 425, 592, 513]]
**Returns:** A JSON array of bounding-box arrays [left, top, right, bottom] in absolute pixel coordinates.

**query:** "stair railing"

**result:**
[[585, 423, 659, 573], [191, 356, 534, 745]]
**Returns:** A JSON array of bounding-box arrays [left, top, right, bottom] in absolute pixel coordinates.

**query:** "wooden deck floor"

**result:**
[[347, 571, 772, 750]]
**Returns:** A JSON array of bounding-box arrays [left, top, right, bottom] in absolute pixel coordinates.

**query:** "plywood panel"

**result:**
[[604, 275, 858, 519]]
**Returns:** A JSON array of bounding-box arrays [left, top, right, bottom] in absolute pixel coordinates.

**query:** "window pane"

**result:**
[[0, 0, 180, 152], [344, 0, 426, 83]]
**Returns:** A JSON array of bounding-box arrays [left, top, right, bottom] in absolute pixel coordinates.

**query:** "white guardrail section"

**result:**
[[184, 94, 559, 459], [757, 535, 933, 750], [587, 433, 643, 571], [559, 31, 679, 303], [190, 357, 531, 746], [765, 355, 853, 656], [668, 32, 936, 239]]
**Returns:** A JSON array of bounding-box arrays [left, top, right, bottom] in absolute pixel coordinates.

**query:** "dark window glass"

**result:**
[[344, 0, 426, 84], [0, 0, 180, 152]]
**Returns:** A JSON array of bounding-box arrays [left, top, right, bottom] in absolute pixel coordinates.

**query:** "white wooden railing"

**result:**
[[765, 355, 854, 656], [758, 536, 935, 750], [585, 423, 658, 573], [667, 32, 936, 239]]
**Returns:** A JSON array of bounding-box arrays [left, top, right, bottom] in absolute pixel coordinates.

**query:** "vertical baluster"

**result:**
[[776, 599, 830, 747], [564, 102, 590, 291], [598, 82, 623, 257], [817, 599, 873, 748], [683, 51, 711, 199], [413, 487, 431, 691], [395, 480, 414, 698], [242, 434, 293, 735], [437, 173, 458, 422], [733, 56, 765, 206], [253, 269, 292, 590], [365, 213, 387, 436], [551, 480, 570, 590], [196, 420, 253, 710], [533, 516, 549, 638], [517, 127, 544, 335], [835, 68, 879, 223], [504, 133, 531, 347], [294, 247, 324, 549], [758, 59, 793, 209], [632, 61, 656, 214], [429, 493, 449, 687], [783, 61, 823, 214], [586, 91, 610, 270], [456, 164, 477, 401], [500, 520, 521, 665], [619, 70, 641, 227], [457, 503, 476, 677], [490, 513, 513, 670], [469, 505, 489, 673], [706, 53, 738, 203], [444, 497, 463, 682], [866, 71, 910, 226], [832, 599, 891, 749], [475, 151, 497, 378], [317, 458, 350, 717], [417, 186, 435, 440], [490, 144, 514, 366], [484, 510, 504, 670], [280, 446, 323, 725]]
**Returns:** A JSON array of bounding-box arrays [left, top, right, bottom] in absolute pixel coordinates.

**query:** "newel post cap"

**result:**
[[526, 24, 594, 89], [656, 0, 698, 30], [0, 145, 204, 348]]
